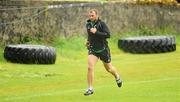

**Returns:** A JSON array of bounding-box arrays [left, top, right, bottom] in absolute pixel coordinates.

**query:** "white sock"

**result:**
[[88, 86, 93, 90], [116, 74, 120, 80]]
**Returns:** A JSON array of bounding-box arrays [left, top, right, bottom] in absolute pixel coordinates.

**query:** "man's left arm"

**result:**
[[95, 22, 110, 38]]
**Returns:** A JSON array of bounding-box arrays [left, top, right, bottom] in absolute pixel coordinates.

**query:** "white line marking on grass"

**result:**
[[126, 77, 180, 85], [4, 88, 83, 101], [4, 77, 180, 101]]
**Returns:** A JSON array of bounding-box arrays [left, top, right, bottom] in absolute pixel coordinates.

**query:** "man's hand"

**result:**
[[90, 28, 97, 34]]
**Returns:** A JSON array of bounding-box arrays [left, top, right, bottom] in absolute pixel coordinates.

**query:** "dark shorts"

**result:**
[[88, 47, 111, 63]]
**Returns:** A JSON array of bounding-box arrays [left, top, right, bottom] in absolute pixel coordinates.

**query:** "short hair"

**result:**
[[89, 9, 98, 15]]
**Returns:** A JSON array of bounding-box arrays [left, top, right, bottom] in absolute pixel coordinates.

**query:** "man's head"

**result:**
[[88, 9, 98, 22]]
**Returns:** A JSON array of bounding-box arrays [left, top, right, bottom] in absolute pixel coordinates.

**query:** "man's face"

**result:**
[[88, 11, 97, 22]]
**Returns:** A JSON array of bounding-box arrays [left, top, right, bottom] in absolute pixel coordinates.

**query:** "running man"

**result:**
[[84, 9, 122, 96]]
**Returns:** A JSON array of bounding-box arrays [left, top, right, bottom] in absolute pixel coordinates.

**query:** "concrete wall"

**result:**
[[0, 2, 180, 45]]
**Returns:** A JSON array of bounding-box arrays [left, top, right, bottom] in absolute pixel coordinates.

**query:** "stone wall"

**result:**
[[0, 2, 180, 45]]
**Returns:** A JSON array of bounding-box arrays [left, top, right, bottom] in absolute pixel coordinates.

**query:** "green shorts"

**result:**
[[88, 47, 111, 63]]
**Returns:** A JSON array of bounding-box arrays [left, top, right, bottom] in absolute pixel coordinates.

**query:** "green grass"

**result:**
[[0, 35, 180, 102]]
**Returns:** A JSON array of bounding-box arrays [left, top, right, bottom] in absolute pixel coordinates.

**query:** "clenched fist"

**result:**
[[90, 28, 97, 34]]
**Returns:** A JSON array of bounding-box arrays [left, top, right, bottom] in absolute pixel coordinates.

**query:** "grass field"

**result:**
[[0, 36, 180, 102]]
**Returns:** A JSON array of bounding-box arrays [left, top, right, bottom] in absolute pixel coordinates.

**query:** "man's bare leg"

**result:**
[[103, 62, 122, 87], [84, 54, 98, 96]]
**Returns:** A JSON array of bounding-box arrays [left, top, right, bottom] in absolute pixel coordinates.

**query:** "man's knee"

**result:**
[[106, 67, 112, 72], [88, 66, 94, 72], [104, 64, 113, 72]]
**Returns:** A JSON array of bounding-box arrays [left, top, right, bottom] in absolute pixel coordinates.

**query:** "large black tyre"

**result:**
[[118, 36, 176, 54], [4, 45, 56, 64]]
